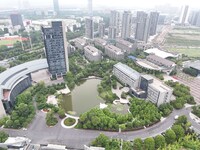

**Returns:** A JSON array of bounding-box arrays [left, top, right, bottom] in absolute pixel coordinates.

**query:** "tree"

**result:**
[[172, 125, 185, 139], [154, 135, 166, 149], [144, 137, 155, 150], [0, 131, 9, 142], [91, 134, 109, 147], [122, 141, 132, 150], [46, 111, 58, 126], [58, 108, 66, 119], [133, 138, 143, 150], [165, 129, 176, 144]]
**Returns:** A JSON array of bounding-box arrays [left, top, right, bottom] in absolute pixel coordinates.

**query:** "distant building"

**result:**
[[179, 5, 189, 25], [146, 75, 173, 106], [108, 26, 117, 40], [10, 14, 24, 28], [113, 62, 140, 88], [149, 12, 159, 36], [42, 21, 69, 78], [105, 45, 124, 60], [189, 11, 200, 27], [53, 0, 60, 15], [85, 18, 94, 39], [74, 38, 87, 50], [146, 54, 176, 69], [115, 38, 137, 54], [94, 38, 107, 49], [98, 22, 105, 38], [135, 11, 150, 43], [67, 44, 76, 55], [121, 11, 132, 39], [88, 0, 93, 17], [110, 10, 120, 36], [158, 15, 166, 25], [84, 45, 102, 62]]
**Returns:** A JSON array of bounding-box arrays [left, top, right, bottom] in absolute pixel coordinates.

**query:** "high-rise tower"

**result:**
[[42, 21, 69, 78], [53, 0, 60, 15], [121, 11, 132, 39], [149, 12, 159, 36]]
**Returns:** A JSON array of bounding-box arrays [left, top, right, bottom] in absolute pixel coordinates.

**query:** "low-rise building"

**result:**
[[145, 75, 173, 106], [84, 45, 102, 62], [116, 38, 137, 54], [113, 62, 140, 88], [94, 38, 107, 49], [146, 54, 176, 68], [74, 38, 87, 50], [105, 45, 124, 60], [67, 44, 76, 55]]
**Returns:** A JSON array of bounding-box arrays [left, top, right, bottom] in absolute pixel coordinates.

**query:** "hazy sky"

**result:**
[[0, 0, 198, 9]]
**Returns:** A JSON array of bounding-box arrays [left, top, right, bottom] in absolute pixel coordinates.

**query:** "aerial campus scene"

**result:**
[[0, 0, 200, 150]]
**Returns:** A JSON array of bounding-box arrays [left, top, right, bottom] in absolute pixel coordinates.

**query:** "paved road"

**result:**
[[2, 106, 199, 149]]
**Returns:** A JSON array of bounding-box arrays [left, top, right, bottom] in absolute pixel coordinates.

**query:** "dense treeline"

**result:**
[[91, 116, 199, 150], [166, 81, 196, 109], [77, 98, 161, 131], [183, 67, 198, 77], [4, 92, 35, 129]]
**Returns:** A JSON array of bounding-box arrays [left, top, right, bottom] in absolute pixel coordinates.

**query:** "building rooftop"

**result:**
[[141, 74, 154, 81], [189, 60, 200, 70], [149, 76, 173, 93], [116, 38, 133, 48], [145, 48, 178, 58], [74, 38, 86, 45], [94, 38, 107, 45], [105, 45, 124, 55], [84, 45, 100, 56], [114, 62, 140, 80], [0, 59, 48, 100], [147, 54, 175, 67]]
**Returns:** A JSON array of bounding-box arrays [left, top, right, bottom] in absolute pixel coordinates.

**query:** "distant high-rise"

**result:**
[[179, 5, 189, 25], [149, 12, 159, 36], [98, 22, 105, 38], [135, 11, 150, 43], [53, 0, 60, 15], [108, 26, 117, 40], [10, 13, 24, 28], [121, 11, 132, 39], [158, 15, 166, 25], [85, 18, 94, 39], [110, 10, 120, 36], [189, 11, 200, 27], [42, 21, 69, 78], [88, 0, 93, 17]]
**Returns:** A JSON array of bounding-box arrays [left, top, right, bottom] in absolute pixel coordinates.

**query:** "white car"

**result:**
[[174, 115, 179, 120]]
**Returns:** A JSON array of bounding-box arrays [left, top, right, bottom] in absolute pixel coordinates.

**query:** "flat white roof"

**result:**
[[114, 62, 140, 80], [145, 48, 178, 59], [74, 38, 86, 45], [84, 45, 100, 56]]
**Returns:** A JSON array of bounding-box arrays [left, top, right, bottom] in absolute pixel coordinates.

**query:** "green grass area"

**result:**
[[168, 48, 200, 57], [64, 118, 76, 126], [108, 103, 129, 115], [0, 39, 19, 46]]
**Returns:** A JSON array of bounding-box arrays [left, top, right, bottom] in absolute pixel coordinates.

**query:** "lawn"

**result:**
[[168, 48, 200, 57], [0, 39, 19, 46], [108, 103, 129, 114]]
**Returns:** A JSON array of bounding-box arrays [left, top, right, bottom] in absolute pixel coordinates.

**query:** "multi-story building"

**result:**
[[74, 38, 87, 50], [88, 0, 93, 17], [146, 54, 175, 69], [10, 14, 24, 28], [42, 21, 69, 78], [158, 15, 166, 25], [146, 76, 173, 106], [110, 10, 120, 36], [53, 0, 60, 15], [189, 11, 200, 27], [113, 62, 140, 88], [94, 38, 107, 49], [98, 22, 105, 38], [85, 18, 94, 39], [115, 38, 137, 54], [149, 12, 159, 36], [135, 11, 150, 43], [121, 11, 132, 39], [84, 45, 102, 62], [67, 44, 76, 55], [108, 26, 117, 40], [105, 45, 124, 60], [179, 5, 189, 25]]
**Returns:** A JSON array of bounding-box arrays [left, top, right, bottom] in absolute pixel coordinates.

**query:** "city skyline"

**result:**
[[0, 0, 198, 10]]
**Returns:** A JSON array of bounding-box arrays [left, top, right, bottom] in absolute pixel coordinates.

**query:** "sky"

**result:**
[[0, 0, 198, 9]]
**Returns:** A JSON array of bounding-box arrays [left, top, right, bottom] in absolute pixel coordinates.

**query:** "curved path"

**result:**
[[1, 107, 200, 149]]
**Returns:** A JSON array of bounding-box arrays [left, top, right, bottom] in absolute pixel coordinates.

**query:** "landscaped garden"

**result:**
[[64, 118, 76, 126]]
